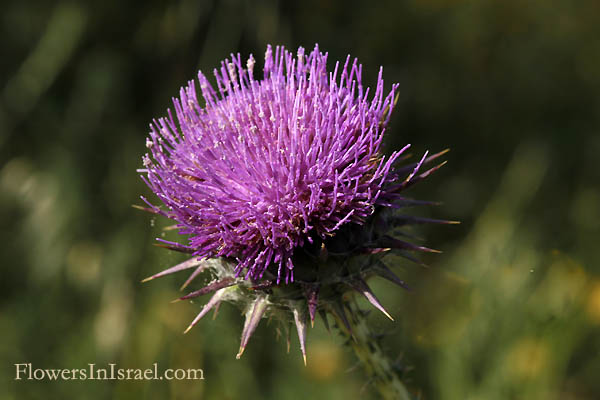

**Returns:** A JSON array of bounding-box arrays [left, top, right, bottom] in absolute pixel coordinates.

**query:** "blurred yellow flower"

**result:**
[[586, 280, 600, 324]]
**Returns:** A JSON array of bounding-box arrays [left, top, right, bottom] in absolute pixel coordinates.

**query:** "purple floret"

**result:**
[[141, 44, 405, 283]]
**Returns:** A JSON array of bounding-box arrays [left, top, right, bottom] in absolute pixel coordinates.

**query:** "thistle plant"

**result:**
[[137, 44, 455, 399]]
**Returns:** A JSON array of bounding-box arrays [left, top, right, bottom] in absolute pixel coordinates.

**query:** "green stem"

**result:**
[[332, 298, 413, 400]]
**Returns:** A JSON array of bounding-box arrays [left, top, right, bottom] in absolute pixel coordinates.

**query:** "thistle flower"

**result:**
[[138, 44, 455, 399]]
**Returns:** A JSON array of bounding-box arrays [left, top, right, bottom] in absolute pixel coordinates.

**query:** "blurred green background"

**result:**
[[1, 0, 599, 399]]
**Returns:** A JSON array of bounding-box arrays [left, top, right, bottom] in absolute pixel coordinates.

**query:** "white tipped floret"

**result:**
[[297, 47, 305, 63], [227, 62, 237, 83], [247, 56, 255, 74]]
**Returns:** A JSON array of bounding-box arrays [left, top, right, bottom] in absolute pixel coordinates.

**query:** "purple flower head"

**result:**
[[138, 45, 455, 375], [141, 44, 404, 283]]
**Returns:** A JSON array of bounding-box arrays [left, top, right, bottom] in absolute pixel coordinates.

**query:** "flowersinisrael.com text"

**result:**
[[15, 363, 204, 381]]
